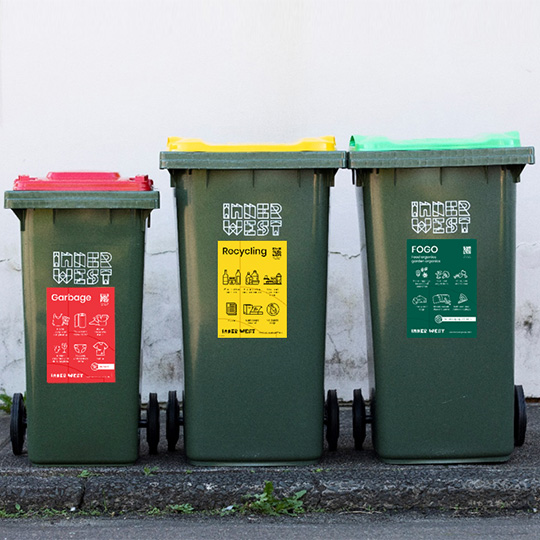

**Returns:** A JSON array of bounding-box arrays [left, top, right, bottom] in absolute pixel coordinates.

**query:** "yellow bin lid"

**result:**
[[166, 136, 336, 152]]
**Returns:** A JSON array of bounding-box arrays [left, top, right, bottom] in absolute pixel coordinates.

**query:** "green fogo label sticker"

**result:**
[[407, 239, 477, 338]]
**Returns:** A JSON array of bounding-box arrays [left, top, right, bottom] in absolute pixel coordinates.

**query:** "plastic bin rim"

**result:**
[[160, 151, 347, 171], [4, 190, 160, 210]]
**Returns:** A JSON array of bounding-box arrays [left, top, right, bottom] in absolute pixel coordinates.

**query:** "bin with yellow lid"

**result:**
[[160, 137, 346, 465]]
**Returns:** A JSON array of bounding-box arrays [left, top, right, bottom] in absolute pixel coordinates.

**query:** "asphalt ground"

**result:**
[[0, 405, 538, 515]]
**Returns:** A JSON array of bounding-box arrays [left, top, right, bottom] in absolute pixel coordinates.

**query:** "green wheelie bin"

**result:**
[[349, 133, 534, 463], [160, 137, 346, 465], [5, 172, 159, 465]]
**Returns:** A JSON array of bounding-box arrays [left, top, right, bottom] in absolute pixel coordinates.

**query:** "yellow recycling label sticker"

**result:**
[[218, 240, 287, 338]]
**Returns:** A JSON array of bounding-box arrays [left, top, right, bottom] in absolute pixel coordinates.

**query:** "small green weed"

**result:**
[[77, 469, 97, 479], [0, 390, 13, 414], [168, 503, 194, 514], [0, 505, 115, 519], [40, 508, 69, 518], [144, 504, 194, 516], [0, 503, 25, 518], [0, 504, 72, 519], [77, 508, 102, 517], [143, 465, 159, 477], [242, 481, 306, 516]]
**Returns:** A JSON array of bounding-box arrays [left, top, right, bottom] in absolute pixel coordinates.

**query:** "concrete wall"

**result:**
[[1, 1, 539, 400]]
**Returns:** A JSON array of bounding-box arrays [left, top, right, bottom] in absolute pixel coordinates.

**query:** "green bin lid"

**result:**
[[349, 132, 521, 151], [348, 132, 534, 170]]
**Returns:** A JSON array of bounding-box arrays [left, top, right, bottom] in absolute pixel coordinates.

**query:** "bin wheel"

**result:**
[[10, 393, 27, 456], [146, 393, 160, 455], [325, 389, 339, 451], [352, 388, 367, 451], [166, 390, 180, 452], [514, 385, 527, 447]]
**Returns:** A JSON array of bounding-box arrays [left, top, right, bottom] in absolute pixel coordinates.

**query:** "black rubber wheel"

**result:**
[[10, 393, 26, 456], [325, 389, 339, 451], [146, 393, 160, 455], [352, 388, 367, 451], [514, 385, 527, 447], [166, 390, 180, 452]]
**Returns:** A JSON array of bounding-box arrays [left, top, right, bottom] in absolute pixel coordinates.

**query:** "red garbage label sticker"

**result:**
[[47, 287, 115, 383]]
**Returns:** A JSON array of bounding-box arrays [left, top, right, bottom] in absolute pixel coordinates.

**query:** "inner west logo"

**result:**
[[411, 200, 470, 234], [223, 203, 282, 237], [53, 251, 112, 285]]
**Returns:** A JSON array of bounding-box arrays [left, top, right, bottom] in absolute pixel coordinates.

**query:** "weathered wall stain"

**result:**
[[515, 243, 540, 397]]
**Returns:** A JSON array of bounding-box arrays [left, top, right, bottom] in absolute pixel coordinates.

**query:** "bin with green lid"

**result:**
[[160, 137, 346, 465], [4, 172, 160, 465], [348, 132, 534, 463]]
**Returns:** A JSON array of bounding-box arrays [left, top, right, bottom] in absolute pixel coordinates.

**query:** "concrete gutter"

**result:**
[[0, 406, 538, 515]]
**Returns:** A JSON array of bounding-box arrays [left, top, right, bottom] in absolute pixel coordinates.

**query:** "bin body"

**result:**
[[161, 139, 345, 465], [350, 137, 534, 463], [5, 172, 158, 465]]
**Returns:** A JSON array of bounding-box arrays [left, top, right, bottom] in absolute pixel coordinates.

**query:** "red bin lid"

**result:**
[[13, 172, 154, 191]]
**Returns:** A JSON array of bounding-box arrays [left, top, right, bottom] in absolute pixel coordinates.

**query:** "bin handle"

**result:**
[[13, 209, 26, 231], [505, 164, 526, 183], [143, 210, 152, 230]]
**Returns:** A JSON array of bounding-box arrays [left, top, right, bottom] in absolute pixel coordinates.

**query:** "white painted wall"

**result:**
[[1, 0, 539, 400]]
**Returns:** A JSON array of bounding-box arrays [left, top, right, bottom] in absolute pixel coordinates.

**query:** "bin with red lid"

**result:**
[[4, 172, 159, 465]]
